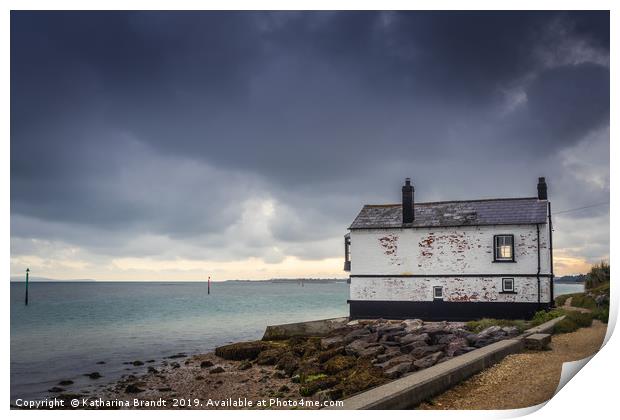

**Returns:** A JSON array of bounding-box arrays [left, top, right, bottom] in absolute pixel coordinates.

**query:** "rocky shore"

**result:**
[[68, 318, 519, 409]]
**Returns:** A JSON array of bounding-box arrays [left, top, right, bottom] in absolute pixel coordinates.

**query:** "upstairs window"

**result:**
[[494, 234, 515, 262]]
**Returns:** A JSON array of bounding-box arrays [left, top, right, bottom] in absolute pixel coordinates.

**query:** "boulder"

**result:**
[[400, 319, 424, 332], [209, 366, 225, 374], [343, 328, 371, 342], [124, 384, 144, 394], [373, 348, 401, 363], [357, 345, 385, 359], [501, 326, 519, 336], [384, 362, 412, 379], [345, 338, 376, 356], [317, 346, 345, 363], [256, 348, 286, 365], [435, 334, 456, 345], [410, 345, 445, 359], [421, 322, 448, 336], [375, 324, 405, 337], [400, 333, 430, 345], [200, 360, 214, 368], [58, 380, 74, 386], [48, 387, 65, 393], [320, 336, 346, 350], [375, 354, 413, 370], [413, 351, 443, 370], [215, 341, 271, 361], [276, 352, 300, 376], [445, 338, 469, 357], [84, 372, 102, 379]]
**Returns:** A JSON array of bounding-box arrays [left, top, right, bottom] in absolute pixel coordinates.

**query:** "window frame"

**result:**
[[433, 286, 443, 300], [493, 234, 516, 263], [501, 278, 516, 293]]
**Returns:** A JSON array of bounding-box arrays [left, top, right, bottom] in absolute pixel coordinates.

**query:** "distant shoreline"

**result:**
[[9, 278, 348, 284]]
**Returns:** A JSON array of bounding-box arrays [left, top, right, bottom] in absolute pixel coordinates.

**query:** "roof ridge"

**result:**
[[363, 197, 542, 207]]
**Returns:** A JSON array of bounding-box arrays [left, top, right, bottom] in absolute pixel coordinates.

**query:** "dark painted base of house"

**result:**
[[348, 300, 551, 321]]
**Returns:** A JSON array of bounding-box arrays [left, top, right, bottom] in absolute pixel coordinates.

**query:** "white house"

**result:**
[[344, 177, 554, 320]]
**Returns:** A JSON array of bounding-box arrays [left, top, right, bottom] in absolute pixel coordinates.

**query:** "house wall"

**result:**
[[349, 224, 550, 276], [348, 223, 552, 308]]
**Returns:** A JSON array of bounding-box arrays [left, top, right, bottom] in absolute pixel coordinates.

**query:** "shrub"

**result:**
[[592, 307, 609, 324], [530, 309, 566, 326], [565, 311, 593, 328], [570, 294, 597, 309], [553, 318, 579, 334]]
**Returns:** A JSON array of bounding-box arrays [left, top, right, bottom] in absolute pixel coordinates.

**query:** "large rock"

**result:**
[[345, 338, 377, 356], [374, 354, 414, 371], [256, 348, 286, 365], [421, 322, 448, 336], [413, 351, 443, 370], [373, 347, 402, 364], [384, 362, 412, 379], [344, 328, 371, 342], [400, 333, 430, 345], [215, 341, 271, 361], [320, 336, 346, 350], [400, 319, 424, 333], [317, 346, 345, 363], [357, 344, 385, 359], [445, 337, 470, 357], [276, 352, 300, 376], [410, 344, 445, 359]]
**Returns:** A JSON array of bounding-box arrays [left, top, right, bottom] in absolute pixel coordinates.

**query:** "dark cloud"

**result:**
[[10, 11, 610, 274]]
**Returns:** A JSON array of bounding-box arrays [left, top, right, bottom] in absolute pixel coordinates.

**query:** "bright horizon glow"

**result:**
[[9, 250, 594, 280]]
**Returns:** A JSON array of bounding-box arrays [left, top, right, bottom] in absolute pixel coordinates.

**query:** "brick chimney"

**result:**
[[402, 178, 414, 224], [537, 177, 548, 200]]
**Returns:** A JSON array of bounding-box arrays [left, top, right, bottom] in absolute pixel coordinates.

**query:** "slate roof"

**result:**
[[350, 197, 548, 229]]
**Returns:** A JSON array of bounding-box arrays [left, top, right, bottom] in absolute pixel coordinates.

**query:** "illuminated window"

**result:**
[[494, 235, 514, 262]]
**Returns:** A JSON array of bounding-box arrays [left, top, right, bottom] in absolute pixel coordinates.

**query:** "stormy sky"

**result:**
[[10, 11, 609, 280]]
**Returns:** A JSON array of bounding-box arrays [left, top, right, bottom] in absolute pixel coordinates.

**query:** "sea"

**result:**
[[10, 281, 348, 402], [10, 280, 584, 403]]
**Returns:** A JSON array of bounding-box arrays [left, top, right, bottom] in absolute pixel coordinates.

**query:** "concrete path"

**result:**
[[417, 320, 607, 410]]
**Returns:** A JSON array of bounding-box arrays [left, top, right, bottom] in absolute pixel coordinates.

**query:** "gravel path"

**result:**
[[417, 320, 607, 410]]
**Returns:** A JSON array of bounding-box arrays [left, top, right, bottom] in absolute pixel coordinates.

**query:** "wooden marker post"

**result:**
[[25, 268, 30, 306], [208, 276, 211, 295]]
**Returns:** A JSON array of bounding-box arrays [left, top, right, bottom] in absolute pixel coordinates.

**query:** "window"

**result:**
[[343, 234, 351, 271], [502, 278, 515, 292], [494, 234, 515, 262], [433, 286, 443, 300]]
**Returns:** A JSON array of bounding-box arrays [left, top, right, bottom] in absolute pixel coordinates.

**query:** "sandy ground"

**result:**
[[417, 320, 607, 410]]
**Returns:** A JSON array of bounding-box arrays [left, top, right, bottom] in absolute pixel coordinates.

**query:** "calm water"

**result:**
[[554, 282, 585, 296], [10, 281, 349, 402]]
